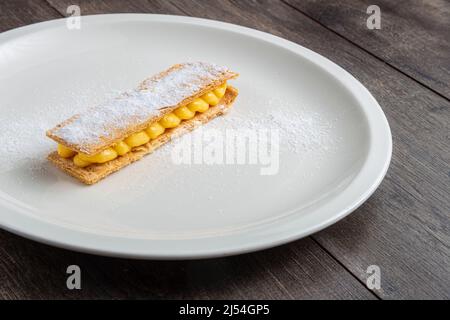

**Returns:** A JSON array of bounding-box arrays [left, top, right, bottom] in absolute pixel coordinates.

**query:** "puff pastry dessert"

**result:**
[[46, 62, 239, 184]]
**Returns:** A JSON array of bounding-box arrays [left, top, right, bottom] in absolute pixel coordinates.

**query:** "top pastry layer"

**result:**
[[46, 62, 238, 155]]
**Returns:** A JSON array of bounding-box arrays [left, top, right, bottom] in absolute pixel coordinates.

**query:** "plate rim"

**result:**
[[0, 13, 392, 260]]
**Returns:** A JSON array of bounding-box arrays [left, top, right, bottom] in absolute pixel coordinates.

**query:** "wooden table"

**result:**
[[0, 0, 449, 300]]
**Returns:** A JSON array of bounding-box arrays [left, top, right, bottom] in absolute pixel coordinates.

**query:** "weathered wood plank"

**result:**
[[45, 0, 450, 299], [1, 0, 446, 299], [0, 0, 61, 32], [0, 0, 376, 300], [0, 229, 375, 299], [284, 0, 450, 99]]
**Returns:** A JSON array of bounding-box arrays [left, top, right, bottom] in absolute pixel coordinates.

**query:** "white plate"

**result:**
[[0, 14, 391, 259]]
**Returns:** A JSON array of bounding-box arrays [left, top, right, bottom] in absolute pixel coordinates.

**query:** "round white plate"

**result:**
[[0, 14, 391, 259]]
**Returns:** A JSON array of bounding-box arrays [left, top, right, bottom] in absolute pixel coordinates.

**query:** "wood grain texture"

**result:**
[[0, 0, 448, 299], [161, 0, 449, 299], [283, 0, 450, 99], [0, 1, 377, 299], [46, 0, 180, 15], [0, 0, 60, 32], [0, 230, 375, 299], [46, 0, 450, 299]]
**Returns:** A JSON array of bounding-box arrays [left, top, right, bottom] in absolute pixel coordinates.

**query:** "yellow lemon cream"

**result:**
[[57, 82, 228, 167]]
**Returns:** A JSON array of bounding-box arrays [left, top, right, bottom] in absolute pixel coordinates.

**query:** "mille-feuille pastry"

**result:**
[[46, 62, 239, 184]]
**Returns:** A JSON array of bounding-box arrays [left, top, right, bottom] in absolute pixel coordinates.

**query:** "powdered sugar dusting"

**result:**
[[197, 105, 339, 156], [115, 103, 341, 192], [52, 62, 231, 149]]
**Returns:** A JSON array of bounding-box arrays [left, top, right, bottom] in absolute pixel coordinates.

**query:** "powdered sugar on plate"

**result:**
[[225, 109, 336, 155], [191, 98, 339, 156]]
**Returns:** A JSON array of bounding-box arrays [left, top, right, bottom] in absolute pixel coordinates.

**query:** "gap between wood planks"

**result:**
[[310, 237, 380, 299], [280, 0, 450, 103], [42, 0, 65, 17]]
